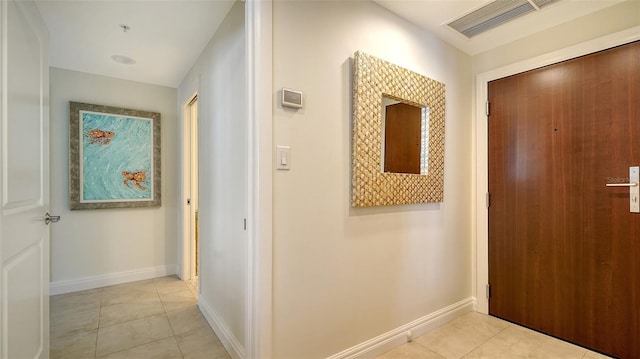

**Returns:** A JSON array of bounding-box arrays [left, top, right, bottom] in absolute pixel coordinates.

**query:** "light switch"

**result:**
[[276, 146, 290, 170]]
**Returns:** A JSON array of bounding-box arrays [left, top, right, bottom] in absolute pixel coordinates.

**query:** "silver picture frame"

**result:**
[[69, 101, 161, 210]]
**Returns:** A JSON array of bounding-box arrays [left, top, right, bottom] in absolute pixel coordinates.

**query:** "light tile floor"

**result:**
[[53, 279, 616, 359], [377, 312, 614, 359], [50, 276, 231, 359]]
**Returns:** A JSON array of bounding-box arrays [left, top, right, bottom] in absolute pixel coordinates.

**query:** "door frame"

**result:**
[[181, 92, 199, 282], [473, 26, 640, 314], [245, 0, 273, 357]]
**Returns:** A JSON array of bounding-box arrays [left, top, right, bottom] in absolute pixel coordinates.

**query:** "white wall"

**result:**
[[177, 1, 247, 353], [49, 68, 179, 291], [272, 2, 472, 357]]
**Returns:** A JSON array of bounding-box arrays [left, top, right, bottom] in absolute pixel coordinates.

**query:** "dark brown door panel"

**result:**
[[488, 41, 640, 359]]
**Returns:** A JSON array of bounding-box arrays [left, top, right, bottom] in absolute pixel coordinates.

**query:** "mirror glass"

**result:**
[[381, 95, 429, 175]]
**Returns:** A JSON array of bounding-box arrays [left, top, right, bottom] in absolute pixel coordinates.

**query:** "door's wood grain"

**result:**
[[488, 41, 640, 358]]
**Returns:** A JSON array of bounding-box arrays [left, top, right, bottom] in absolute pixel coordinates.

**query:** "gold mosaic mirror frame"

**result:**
[[352, 51, 445, 207]]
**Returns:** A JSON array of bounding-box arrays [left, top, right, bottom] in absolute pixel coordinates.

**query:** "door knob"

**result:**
[[606, 166, 639, 213], [44, 213, 61, 225]]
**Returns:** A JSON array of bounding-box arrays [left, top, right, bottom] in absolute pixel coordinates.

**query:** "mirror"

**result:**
[[351, 51, 445, 207], [381, 96, 429, 175]]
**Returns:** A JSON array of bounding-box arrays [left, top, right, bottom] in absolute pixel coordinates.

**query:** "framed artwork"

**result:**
[[69, 102, 161, 210]]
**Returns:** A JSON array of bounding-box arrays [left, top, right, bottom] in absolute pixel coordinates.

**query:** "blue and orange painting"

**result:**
[[80, 110, 153, 202]]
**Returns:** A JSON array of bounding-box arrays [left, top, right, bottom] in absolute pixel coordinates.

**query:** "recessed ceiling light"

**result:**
[[111, 55, 136, 65]]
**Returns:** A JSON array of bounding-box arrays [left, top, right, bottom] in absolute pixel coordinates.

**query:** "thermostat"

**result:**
[[282, 88, 303, 109]]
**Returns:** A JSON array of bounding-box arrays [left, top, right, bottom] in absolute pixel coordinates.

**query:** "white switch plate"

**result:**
[[276, 146, 290, 170]]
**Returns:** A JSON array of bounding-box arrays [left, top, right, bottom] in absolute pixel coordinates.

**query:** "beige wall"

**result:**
[[272, 1, 473, 357], [49, 67, 179, 290], [177, 1, 247, 351]]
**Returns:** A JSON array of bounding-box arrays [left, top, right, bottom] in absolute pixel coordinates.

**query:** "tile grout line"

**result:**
[[95, 337, 177, 358], [458, 323, 512, 359], [155, 278, 187, 359], [93, 287, 104, 359], [96, 282, 172, 358], [52, 277, 210, 359], [410, 318, 514, 359], [411, 334, 441, 356]]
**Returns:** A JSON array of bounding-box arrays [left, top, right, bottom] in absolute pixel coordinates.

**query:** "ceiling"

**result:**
[[373, 0, 626, 55], [35, 0, 235, 88], [35, 0, 625, 88]]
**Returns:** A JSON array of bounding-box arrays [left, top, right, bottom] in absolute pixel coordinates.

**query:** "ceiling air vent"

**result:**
[[447, 0, 560, 38]]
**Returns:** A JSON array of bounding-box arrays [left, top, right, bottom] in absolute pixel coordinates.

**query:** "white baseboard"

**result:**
[[198, 297, 245, 359], [327, 297, 476, 359], [49, 265, 175, 295]]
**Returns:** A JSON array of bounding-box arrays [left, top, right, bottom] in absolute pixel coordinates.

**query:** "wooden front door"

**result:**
[[488, 41, 640, 358]]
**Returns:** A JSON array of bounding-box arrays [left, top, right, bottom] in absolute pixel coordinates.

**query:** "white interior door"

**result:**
[[0, 1, 51, 358]]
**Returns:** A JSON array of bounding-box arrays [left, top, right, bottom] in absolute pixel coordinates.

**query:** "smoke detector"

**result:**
[[447, 0, 560, 38]]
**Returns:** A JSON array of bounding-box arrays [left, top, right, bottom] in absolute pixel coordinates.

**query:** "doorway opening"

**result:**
[[183, 94, 199, 291]]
